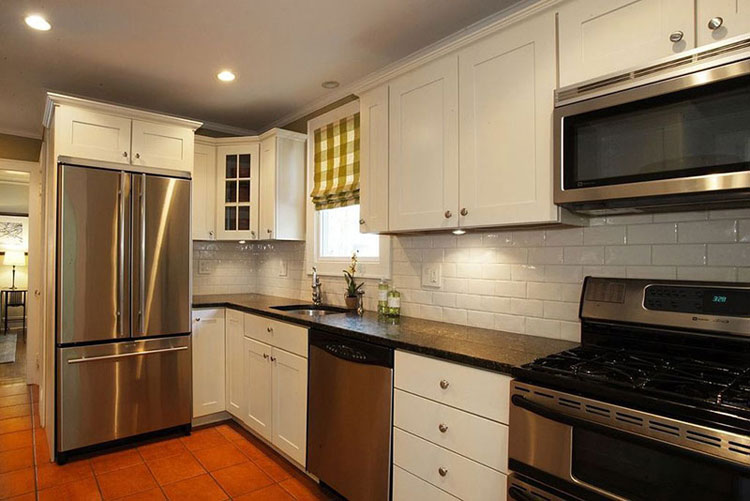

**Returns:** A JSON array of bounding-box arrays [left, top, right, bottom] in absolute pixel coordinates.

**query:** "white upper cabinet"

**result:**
[[54, 105, 132, 165], [389, 55, 459, 232], [258, 129, 306, 240], [46, 93, 201, 174], [359, 84, 390, 234], [131, 120, 194, 172], [215, 142, 260, 241], [458, 11, 557, 228], [192, 139, 217, 240], [557, 0, 695, 86], [192, 309, 225, 418], [697, 0, 750, 46]]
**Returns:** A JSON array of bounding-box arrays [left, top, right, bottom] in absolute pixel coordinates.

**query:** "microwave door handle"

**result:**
[[511, 395, 747, 472]]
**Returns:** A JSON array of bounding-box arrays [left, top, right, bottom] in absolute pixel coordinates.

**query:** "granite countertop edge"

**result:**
[[193, 294, 578, 375]]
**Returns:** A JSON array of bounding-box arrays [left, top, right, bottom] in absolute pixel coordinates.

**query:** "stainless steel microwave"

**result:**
[[554, 35, 750, 215]]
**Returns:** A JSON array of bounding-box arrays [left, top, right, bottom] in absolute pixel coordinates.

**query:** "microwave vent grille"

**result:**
[[556, 35, 750, 104]]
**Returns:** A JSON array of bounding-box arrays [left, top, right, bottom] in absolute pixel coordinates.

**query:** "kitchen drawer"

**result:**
[[244, 313, 308, 358], [394, 351, 511, 423], [394, 389, 508, 473], [394, 428, 507, 501], [393, 465, 459, 501]]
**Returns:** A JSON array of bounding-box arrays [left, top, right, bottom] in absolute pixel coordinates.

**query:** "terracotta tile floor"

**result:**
[[0, 381, 339, 500]]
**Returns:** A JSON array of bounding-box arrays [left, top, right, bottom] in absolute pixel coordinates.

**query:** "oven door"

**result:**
[[554, 56, 750, 211], [509, 383, 750, 501]]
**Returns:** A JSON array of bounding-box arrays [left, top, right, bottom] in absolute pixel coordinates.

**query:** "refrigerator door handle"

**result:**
[[117, 172, 126, 337], [138, 173, 146, 336], [67, 345, 189, 364]]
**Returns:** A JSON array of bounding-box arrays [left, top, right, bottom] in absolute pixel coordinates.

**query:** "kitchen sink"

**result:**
[[270, 304, 350, 316]]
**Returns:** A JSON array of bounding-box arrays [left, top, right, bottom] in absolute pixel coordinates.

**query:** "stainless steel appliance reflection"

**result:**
[[56, 163, 192, 459]]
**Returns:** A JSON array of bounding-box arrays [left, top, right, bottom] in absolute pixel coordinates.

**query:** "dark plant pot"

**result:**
[[345, 296, 358, 310]]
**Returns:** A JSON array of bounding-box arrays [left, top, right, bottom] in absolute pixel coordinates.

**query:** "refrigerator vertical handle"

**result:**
[[139, 173, 146, 336], [117, 172, 126, 336]]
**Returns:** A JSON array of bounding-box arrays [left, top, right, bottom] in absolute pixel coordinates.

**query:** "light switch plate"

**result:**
[[198, 260, 215, 275], [279, 260, 288, 277], [422, 264, 442, 288]]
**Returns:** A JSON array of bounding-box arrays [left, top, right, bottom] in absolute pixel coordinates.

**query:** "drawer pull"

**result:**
[[438, 423, 448, 433], [438, 467, 448, 477], [439, 379, 450, 390]]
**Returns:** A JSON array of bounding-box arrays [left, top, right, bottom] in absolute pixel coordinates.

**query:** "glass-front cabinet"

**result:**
[[216, 142, 260, 240]]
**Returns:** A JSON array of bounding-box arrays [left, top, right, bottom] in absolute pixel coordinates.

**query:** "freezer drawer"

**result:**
[[57, 336, 192, 453]]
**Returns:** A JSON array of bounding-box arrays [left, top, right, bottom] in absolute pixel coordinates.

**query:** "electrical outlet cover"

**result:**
[[198, 260, 215, 275], [421, 264, 442, 288], [279, 260, 288, 277]]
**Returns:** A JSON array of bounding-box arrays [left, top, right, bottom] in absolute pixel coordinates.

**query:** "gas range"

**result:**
[[508, 277, 750, 501]]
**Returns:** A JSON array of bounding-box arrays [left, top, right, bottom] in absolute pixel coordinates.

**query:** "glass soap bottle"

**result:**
[[377, 279, 390, 315], [387, 289, 401, 317]]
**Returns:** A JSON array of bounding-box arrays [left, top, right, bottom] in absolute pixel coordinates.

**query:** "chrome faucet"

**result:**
[[311, 266, 322, 305]]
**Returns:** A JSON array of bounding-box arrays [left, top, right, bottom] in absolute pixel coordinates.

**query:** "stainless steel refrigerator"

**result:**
[[56, 163, 192, 458]]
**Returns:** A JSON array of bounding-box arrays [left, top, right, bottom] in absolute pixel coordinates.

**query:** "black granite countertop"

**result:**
[[193, 293, 578, 374]]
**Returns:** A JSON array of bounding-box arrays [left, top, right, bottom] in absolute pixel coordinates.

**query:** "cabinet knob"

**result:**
[[460, 208, 468, 216], [270, 356, 276, 362], [267, 229, 272, 234], [194, 318, 200, 322], [444, 210, 452, 219], [267, 327, 273, 333], [438, 423, 448, 433], [263, 353, 269, 359], [135, 153, 141, 159], [122, 151, 128, 158], [439, 379, 450, 390], [669, 30, 684, 42], [359, 219, 365, 225], [708, 16, 723, 30], [251, 231, 256, 238], [438, 467, 448, 477]]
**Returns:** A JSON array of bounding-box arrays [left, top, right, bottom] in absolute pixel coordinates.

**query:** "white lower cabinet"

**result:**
[[242, 312, 308, 467], [225, 309, 246, 418], [191, 309, 226, 417], [271, 348, 308, 466], [393, 350, 510, 501], [244, 337, 274, 441]]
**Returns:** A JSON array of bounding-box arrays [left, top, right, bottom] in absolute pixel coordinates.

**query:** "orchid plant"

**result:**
[[343, 251, 364, 298]]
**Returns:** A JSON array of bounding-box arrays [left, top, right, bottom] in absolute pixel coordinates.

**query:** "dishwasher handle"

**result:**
[[310, 329, 393, 368]]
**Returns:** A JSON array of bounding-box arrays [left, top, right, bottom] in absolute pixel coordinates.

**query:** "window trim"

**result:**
[[305, 101, 391, 278]]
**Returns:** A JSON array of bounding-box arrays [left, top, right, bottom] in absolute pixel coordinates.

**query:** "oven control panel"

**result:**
[[645, 285, 750, 317]]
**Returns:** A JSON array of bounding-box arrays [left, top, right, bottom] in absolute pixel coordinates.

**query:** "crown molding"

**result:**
[[198, 120, 256, 137], [44, 92, 203, 130], [0, 127, 43, 140], [259, 0, 560, 133]]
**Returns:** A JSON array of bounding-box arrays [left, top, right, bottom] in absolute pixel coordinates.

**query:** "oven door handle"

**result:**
[[511, 394, 749, 473], [508, 486, 546, 501]]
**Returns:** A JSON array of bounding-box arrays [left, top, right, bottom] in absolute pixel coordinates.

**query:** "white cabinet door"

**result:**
[[225, 309, 245, 418], [216, 142, 260, 240], [192, 141, 216, 240], [271, 348, 308, 466], [54, 105, 132, 164], [359, 84, 389, 234], [244, 337, 274, 441], [458, 11, 557, 228], [697, 0, 750, 46], [131, 120, 194, 173], [259, 135, 277, 240], [558, 0, 695, 87], [389, 55, 459, 231], [191, 309, 225, 417]]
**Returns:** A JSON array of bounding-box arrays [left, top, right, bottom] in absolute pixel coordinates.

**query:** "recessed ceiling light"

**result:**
[[217, 70, 236, 82], [25, 14, 51, 31], [321, 81, 340, 89]]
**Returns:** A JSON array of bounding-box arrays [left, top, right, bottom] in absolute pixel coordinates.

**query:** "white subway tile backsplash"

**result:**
[[678, 220, 737, 243], [196, 208, 750, 344]]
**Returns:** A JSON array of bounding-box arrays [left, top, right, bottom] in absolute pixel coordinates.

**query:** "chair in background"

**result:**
[[3, 290, 26, 338]]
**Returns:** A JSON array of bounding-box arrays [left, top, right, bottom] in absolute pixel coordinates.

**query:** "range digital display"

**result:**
[[703, 289, 750, 316], [644, 286, 750, 317]]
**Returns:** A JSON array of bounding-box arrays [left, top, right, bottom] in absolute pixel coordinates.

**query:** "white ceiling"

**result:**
[[1, 0, 522, 138]]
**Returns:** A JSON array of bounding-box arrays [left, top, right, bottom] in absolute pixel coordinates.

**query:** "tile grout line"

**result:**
[[135, 444, 168, 500]]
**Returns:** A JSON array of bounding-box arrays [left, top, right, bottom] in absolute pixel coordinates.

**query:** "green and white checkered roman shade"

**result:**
[[310, 113, 360, 210]]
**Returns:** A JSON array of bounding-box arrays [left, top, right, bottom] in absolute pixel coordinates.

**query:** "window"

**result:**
[[319, 205, 379, 258], [306, 101, 390, 278]]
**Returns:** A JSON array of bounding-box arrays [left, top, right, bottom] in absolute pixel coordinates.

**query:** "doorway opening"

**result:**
[[0, 168, 30, 384]]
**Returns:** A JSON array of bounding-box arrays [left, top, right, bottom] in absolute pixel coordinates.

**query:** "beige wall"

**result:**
[[0, 133, 42, 162], [281, 95, 359, 133]]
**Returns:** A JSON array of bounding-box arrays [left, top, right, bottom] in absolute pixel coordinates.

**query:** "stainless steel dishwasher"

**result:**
[[308, 329, 394, 501]]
